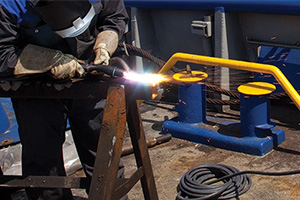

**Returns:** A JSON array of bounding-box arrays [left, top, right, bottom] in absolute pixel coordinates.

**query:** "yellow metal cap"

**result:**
[[238, 82, 276, 96], [172, 71, 208, 83]]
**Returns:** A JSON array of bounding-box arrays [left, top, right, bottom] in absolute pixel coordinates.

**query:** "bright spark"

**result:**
[[123, 72, 167, 85]]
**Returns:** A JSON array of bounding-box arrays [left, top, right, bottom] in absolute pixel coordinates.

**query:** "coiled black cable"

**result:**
[[177, 163, 300, 200], [176, 164, 251, 200]]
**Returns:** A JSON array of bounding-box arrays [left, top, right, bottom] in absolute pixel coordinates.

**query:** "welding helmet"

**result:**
[[29, 0, 96, 38]]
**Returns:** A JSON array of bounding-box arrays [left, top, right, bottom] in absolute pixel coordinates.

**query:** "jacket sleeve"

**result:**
[[97, 0, 129, 40], [0, 5, 22, 77]]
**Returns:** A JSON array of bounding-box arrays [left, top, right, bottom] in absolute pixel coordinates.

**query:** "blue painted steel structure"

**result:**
[[162, 80, 285, 156], [255, 46, 300, 93], [0, 100, 10, 135], [1, 0, 296, 152], [124, 0, 300, 15], [0, 98, 19, 146]]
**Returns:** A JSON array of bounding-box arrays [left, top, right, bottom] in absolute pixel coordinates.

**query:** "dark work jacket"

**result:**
[[0, 0, 128, 77]]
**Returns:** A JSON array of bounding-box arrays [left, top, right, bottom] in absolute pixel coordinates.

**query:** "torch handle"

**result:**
[[82, 63, 125, 77]]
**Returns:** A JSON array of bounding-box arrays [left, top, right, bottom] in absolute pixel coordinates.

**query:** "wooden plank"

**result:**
[[88, 85, 127, 200], [126, 100, 159, 200]]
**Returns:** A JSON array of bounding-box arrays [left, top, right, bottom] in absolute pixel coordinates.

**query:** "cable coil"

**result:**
[[176, 164, 251, 200]]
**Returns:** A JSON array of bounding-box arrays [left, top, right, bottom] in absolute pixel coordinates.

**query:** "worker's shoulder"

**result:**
[[0, 0, 27, 20], [0, 0, 27, 13], [0, 0, 38, 23]]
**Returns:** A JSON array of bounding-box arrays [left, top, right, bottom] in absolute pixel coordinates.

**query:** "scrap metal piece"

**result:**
[[121, 134, 172, 156]]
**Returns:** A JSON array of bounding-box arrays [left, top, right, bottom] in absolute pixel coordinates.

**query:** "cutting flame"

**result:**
[[123, 71, 168, 100], [123, 72, 167, 85]]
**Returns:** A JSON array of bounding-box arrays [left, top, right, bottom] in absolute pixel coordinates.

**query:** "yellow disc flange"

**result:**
[[238, 82, 276, 96], [172, 71, 208, 83]]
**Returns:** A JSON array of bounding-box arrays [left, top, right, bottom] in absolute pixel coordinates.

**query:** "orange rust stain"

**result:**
[[274, 178, 300, 197]]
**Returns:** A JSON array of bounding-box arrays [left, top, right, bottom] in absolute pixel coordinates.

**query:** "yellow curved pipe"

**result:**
[[159, 52, 300, 111]]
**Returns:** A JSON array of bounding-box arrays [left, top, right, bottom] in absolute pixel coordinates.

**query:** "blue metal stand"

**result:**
[[162, 81, 285, 156]]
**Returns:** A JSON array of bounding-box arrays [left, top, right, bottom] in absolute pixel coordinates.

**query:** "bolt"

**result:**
[[101, 122, 110, 130], [98, 175, 104, 180], [118, 87, 124, 94], [186, 65, 192, 75]]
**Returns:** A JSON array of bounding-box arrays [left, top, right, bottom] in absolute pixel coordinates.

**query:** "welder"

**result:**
[[0, 0, 128, 199]]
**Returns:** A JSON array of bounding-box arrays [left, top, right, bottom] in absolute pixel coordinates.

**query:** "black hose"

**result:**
[[176, 164, 251, 200], [177, 163, 300, 200], [109, 57, 131, 72]]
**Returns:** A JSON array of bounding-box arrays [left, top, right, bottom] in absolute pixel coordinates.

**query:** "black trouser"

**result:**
[[11, 97, 125, 200]]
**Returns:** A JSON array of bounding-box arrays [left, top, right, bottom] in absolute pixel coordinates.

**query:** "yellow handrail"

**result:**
[[158, 52, 300, 111]]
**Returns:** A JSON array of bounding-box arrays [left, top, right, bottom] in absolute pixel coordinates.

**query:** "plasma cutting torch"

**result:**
[[82, 62, 167, 85], [82, 63, 126, 78], [81, 62, 166, 100]]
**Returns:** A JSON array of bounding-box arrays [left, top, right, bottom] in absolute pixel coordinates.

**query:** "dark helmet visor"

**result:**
[[30, 0, 95, 38]]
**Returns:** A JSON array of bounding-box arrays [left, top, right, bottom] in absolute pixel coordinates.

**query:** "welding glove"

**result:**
[[14, 44, 85, 79], [93, 30, 119, 65]]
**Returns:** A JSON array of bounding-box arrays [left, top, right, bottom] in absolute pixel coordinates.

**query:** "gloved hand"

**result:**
[[50, 54, 85, 79], [93, 30, 118, 65], [14, 44, 85, 79]]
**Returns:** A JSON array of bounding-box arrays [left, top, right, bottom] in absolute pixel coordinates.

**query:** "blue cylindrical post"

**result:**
[[178, 82, 206, 123], [238, 82, 276, 138]]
